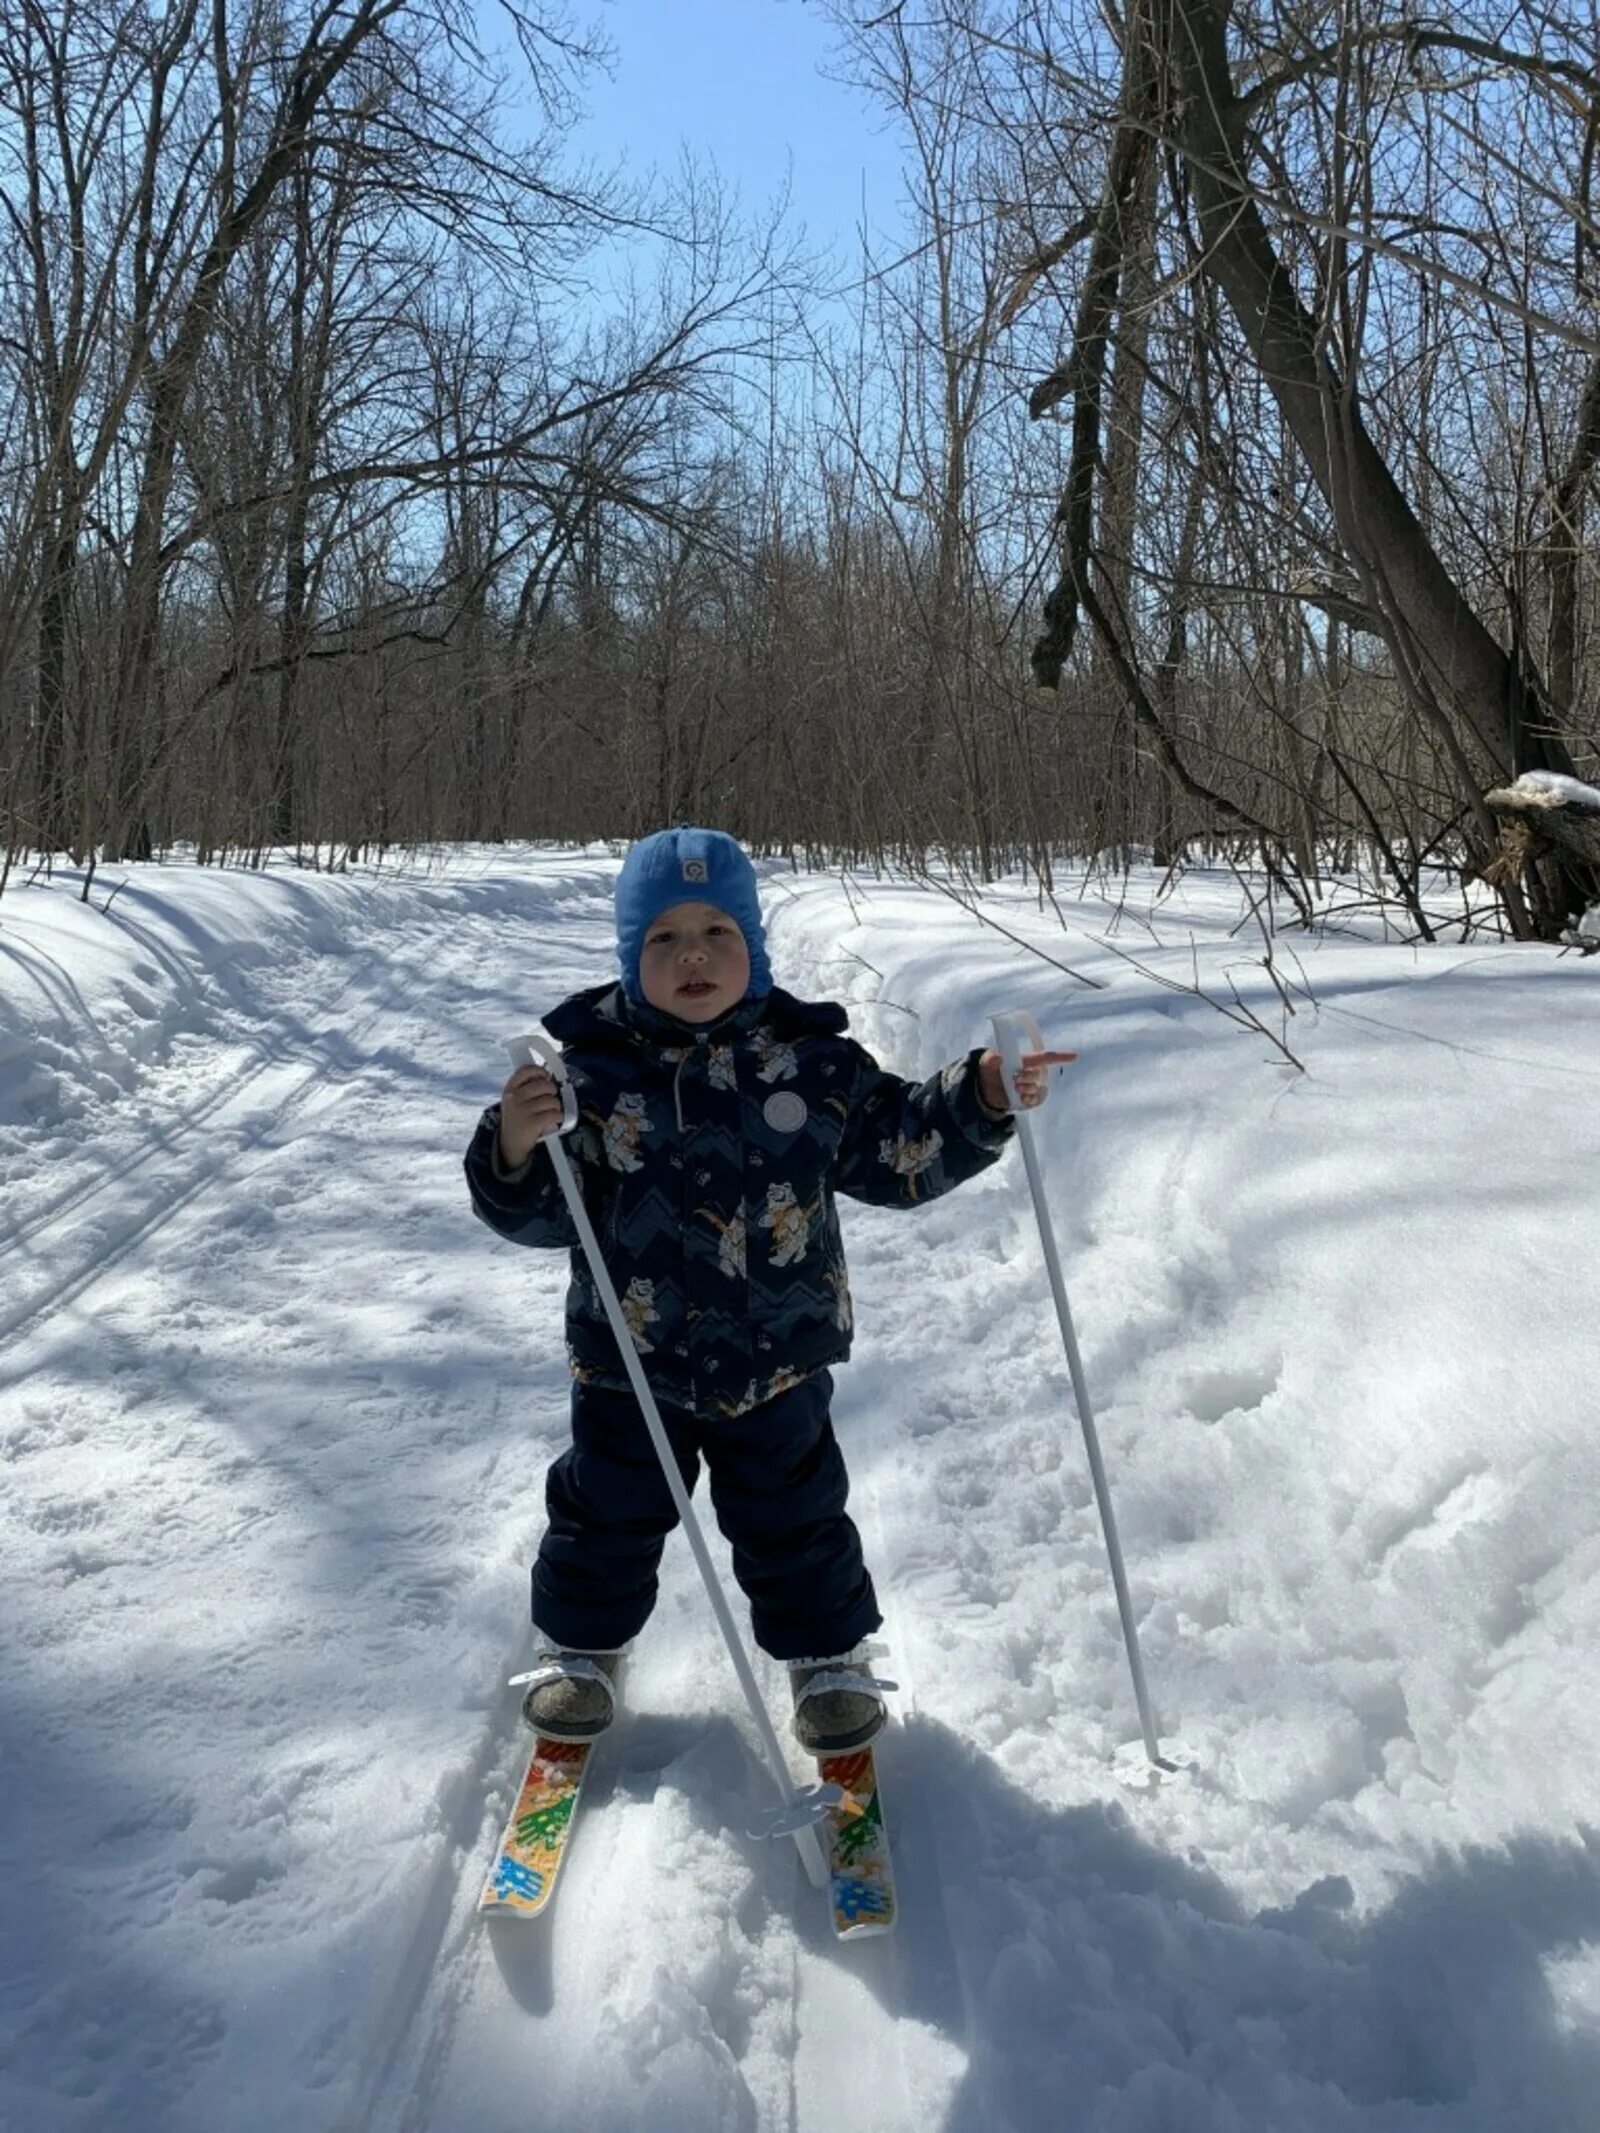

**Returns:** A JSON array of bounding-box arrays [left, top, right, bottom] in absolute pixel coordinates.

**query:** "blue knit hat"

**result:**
[[614, 827, 772, 1003]]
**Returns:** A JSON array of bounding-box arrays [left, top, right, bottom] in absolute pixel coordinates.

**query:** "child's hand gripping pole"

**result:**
[[991, 1011, 1174, 1775], [504, 1033, 837, 1883]]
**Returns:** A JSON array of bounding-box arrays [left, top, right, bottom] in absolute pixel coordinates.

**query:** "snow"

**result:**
[[1510, 769, 1600, 811], [3, 847, 1599, 2132]]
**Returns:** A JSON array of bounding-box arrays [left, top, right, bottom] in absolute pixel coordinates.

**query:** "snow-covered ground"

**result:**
[[3, 845, 1598, 2132]]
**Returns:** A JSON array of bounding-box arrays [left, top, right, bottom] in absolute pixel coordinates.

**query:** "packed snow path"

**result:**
[[3, 849, 1599, 2131]]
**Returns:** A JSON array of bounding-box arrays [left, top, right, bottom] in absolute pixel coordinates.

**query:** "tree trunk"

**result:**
[[1544, 349, 1600, 718], [1030, 2, 1161, 686], [1165, 0, 1595, 932], [34, 517, 82, 856]]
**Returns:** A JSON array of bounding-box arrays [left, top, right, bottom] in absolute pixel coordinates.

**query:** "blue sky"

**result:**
[[491, 0, 908, 261]]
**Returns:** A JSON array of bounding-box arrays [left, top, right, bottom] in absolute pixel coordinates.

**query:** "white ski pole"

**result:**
[[505, 1033, 834, 1885], [991, 1010, 1172, 1773]]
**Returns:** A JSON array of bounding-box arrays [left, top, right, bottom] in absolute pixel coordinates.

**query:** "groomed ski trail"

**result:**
[[8, 850, 1600, 2133]]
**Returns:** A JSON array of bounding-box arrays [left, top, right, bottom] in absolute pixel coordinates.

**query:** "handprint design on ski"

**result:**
[[479, 1737, 591, 1920], [818, 1747, 896, 1940]]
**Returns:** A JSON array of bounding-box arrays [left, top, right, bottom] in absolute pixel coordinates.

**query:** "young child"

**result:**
[[463, 827, 1067, 1754]]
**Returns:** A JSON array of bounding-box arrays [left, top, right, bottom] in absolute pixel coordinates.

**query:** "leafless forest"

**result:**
[[2, 1, 1599, 938]]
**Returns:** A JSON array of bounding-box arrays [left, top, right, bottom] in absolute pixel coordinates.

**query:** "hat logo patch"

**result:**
[[681, 858, 708, 883], [762, 1091, 808, 1134]]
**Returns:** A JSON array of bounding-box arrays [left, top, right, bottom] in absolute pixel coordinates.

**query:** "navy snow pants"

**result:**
[[531, 1369, 881, 1662]]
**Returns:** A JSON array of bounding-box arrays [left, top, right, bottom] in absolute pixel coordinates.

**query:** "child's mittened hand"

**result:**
[[498, 1065, 565, 1166], [978, 1046, 1077, 1113]]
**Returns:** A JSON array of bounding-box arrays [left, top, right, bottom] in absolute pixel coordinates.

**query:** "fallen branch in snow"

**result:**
[[905, 866, 1109, 991], [835, 950, 920, 1019], [763, 870, 924, 1017], [1087, 922, 1311, 1073], [1225, 859, 1317, 1066], [1483, 771, 1600, 893], [915, 864, 1312, 1071]]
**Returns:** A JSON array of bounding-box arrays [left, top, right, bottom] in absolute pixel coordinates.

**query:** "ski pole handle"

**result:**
[[505, 1029, 579, 1135], [990, 1008, 1046, 1111]]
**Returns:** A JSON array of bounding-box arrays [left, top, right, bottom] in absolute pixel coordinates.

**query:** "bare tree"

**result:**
[[1001, 0, 1600, 932]]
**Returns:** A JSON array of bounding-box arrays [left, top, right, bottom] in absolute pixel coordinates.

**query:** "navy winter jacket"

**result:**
[[464, 981, 1015, 1416]]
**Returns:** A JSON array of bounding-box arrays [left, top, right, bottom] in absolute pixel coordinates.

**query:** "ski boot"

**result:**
[[789, 1647, 896, 1755], [511, 1648, 622, 1742]]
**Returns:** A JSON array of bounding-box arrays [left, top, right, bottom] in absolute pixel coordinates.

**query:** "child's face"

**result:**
[[638, 901, 751, 1022]]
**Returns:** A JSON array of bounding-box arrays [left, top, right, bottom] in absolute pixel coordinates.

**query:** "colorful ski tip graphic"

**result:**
[[818, 1747, 896, 1940], [479, 1736, 591, 1919]]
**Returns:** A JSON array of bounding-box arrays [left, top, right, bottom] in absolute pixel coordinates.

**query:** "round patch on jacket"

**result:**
[[762, 1090, 808, 1134]]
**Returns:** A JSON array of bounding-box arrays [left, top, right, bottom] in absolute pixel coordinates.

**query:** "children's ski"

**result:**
[[479, 1728, 894, 1932], [817, 1745, 896, 1939], [477, 1735, 592, 1919]]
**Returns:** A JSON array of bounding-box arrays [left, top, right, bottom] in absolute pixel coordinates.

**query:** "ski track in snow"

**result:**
[[3, 849, 1600, 2131]]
